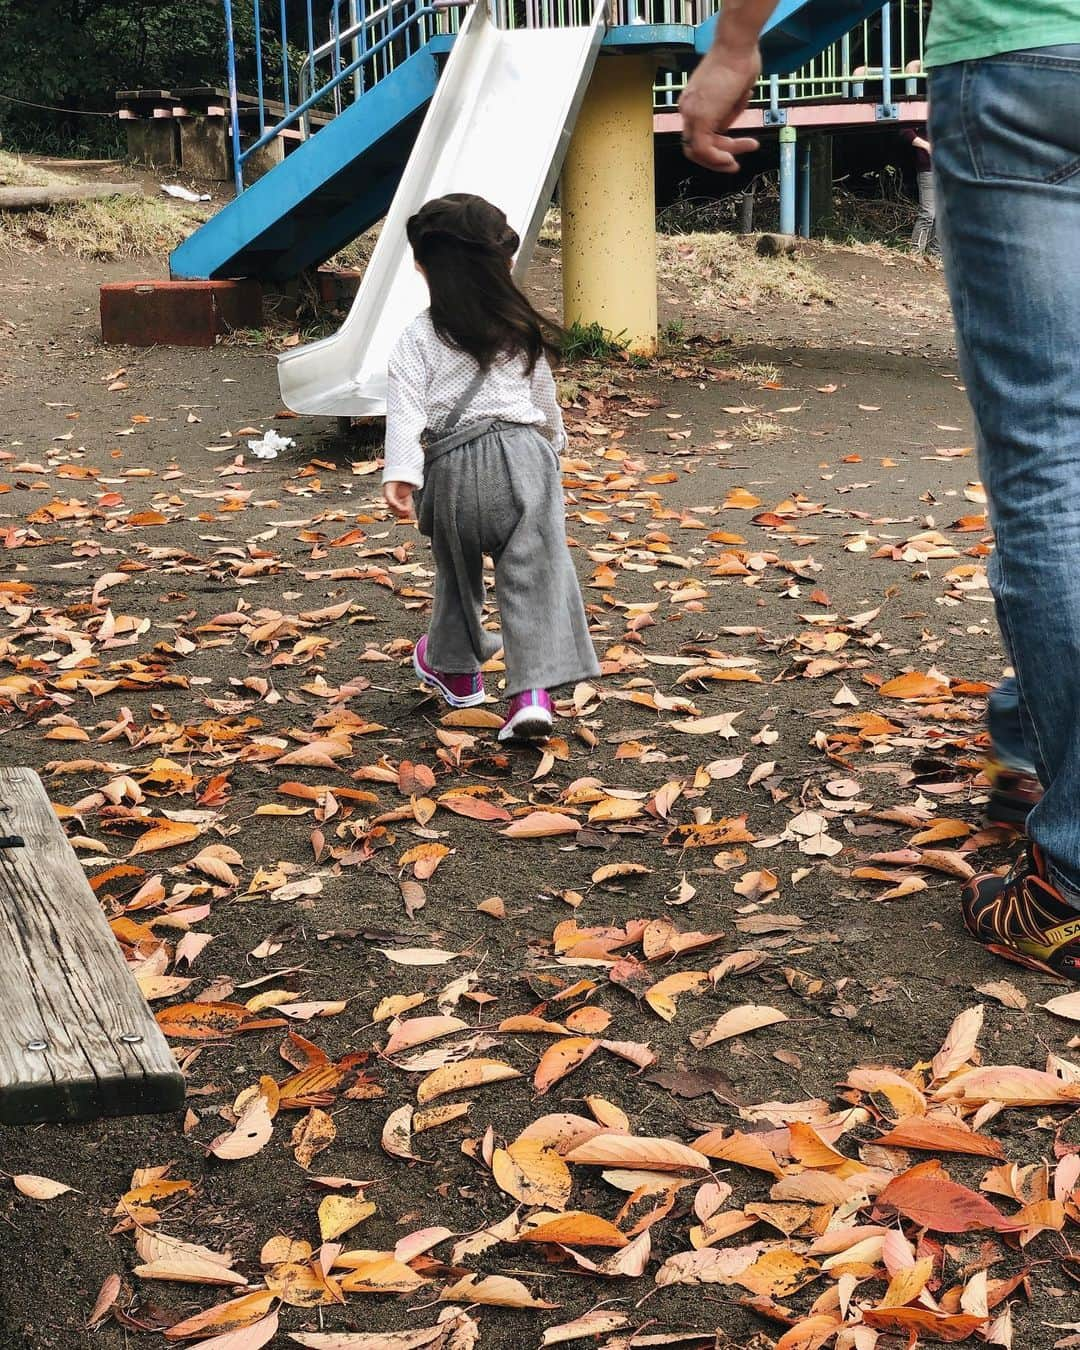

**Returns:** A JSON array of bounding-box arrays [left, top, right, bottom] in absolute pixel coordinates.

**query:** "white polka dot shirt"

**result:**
[[383, 310, 567, 488]]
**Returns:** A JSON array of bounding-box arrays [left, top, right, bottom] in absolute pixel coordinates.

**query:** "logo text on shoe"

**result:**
[[1045, 918, 1080, 945]]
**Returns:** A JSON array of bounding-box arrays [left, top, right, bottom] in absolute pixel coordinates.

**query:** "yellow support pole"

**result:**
[[561, 54, 657, 356]]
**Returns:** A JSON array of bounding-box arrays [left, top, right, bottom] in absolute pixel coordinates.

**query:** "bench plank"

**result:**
[[0, 769, 184, 1125]]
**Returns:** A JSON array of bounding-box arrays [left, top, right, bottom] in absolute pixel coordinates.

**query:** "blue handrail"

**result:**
[[219, 1, 928, 196], [223, 0, 243, 195], [222, 0, 438, 191]]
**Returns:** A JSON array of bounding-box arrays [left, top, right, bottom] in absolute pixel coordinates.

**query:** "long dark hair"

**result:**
[[406, 194, 561, 372]]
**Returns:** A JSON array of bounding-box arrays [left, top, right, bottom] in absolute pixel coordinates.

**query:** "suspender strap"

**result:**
[[440, 362, 488, 434]]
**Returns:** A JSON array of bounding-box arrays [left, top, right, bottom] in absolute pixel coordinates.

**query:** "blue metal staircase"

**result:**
[[170, 0, 900, 282]]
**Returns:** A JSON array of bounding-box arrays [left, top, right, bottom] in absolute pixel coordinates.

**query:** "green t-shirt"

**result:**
[[925, 0, 1080, 67]]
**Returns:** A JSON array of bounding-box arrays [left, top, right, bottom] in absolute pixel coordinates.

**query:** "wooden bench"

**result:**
[[0, 769, 184, 1125]]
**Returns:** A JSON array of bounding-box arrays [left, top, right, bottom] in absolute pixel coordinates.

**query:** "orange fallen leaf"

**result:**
[[861, 1308, 986, 1340], [492, 1139, 571, 1208], [130, 818, 202, 856], [439, 1274, 558, 1309], [163, 1290, 277, 1340], [521, 1212, 629, 1248], [873, 1159, 1026, 1233], [565, 1007, 611, 1034], [534, 1037, 600, 1094], [416, 1058, 521, 1104], [155, 1002, 251, 1040], [336, 1254, 427, 1295], [878, 671, 951, 700], [564, 1132, 709, 1173], [875, 1116, 1004, 1158]]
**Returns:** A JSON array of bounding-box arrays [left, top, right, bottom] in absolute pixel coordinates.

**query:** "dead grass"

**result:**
[[658, 232, 834, 309], [538, 206, 561, 245], [738, 414, 786, 442], [0, 150, 69, 188], [735, 359, 781, 385], [0, 193, 207, 260], [328, 223, 381, 271]]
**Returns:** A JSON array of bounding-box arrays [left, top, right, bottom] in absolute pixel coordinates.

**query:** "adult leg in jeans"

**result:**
[[985, 674, 1043, 827], [931, 48, 1080, 974]]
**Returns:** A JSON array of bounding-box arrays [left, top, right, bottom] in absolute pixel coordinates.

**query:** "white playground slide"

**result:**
[[277, 0, 606, 418]]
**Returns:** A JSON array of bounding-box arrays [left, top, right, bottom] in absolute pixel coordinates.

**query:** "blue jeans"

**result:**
[[930, 47, 1080, 901], [988, 676, 1036, 773]]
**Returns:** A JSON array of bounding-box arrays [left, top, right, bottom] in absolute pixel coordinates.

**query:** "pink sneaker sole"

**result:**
[[498, 704, 554, 743]]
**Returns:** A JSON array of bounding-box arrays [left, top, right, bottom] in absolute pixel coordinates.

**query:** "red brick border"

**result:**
[[100, 279, 263, 347]]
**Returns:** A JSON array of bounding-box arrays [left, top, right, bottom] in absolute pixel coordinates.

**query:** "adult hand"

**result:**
[[383, 480, 415, 520], [680, 43, 762, 171]]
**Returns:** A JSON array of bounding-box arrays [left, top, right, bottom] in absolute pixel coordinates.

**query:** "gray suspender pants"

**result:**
[[413, 375, 600, 698]]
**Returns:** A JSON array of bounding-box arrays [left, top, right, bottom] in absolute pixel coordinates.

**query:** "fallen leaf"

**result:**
[[209, 1095, 274, 1161], [417, 1058, 521, 1104], [12, 1174, 75, 1200], [502, 811, 580, 839], [492, 1139, 572, 1208], [318, 1194, 376, 1242], [564, 1132, 709, 1173], [164, 1291, 277, 1341], [292, 1109, 337, 1170], [378, 947, 461, 967], [690, 1005, 788, 1049], [874, 1159, 1026, 1233], [875, 1116, 1004, 1158], [534, 1037, 600, 1094], [439, 1273, 558, 1308], [522, 1211, 629, 1249]]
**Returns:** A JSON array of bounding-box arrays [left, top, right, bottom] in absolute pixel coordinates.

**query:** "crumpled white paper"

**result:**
[[161, 183, 211, 203], [247, 429, 295, 460]]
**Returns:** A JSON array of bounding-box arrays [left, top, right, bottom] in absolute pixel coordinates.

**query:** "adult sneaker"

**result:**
[[412, 635, 485, 709], [962, 845, 1080, 979], [984, 756, 1042, 829], [498, 690, 553, 742]]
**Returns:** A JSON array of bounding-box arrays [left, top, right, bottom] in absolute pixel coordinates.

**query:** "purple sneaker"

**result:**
[[498, 689, 553, 742], [412, 635, 486, 709]]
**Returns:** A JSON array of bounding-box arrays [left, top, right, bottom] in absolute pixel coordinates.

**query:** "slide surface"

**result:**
[[277, 1, 606, 418]]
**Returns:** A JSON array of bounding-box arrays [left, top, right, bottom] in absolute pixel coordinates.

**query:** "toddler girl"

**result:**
[[383, 193, 599, 742]]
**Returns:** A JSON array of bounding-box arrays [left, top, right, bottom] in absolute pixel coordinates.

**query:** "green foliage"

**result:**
[[560, 321, 629, 364], [0, 0, 269, 155]]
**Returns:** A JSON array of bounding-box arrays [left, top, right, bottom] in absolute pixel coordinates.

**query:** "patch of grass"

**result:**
[[555, 376, 581, 405], [0, 150, 68, 188], [0, 192, 207, 259], [560, 320, 628, 363], [735, 359, 781, 385], [738, 415, 785, 442], [662, 318, 686, 345], [222, 326, 275, 348], [327, 223, 380, 271], [658, 231, 834, 309]]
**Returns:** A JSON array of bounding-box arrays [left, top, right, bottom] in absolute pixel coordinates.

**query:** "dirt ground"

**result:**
[[1, 229, 1078, 1350]]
